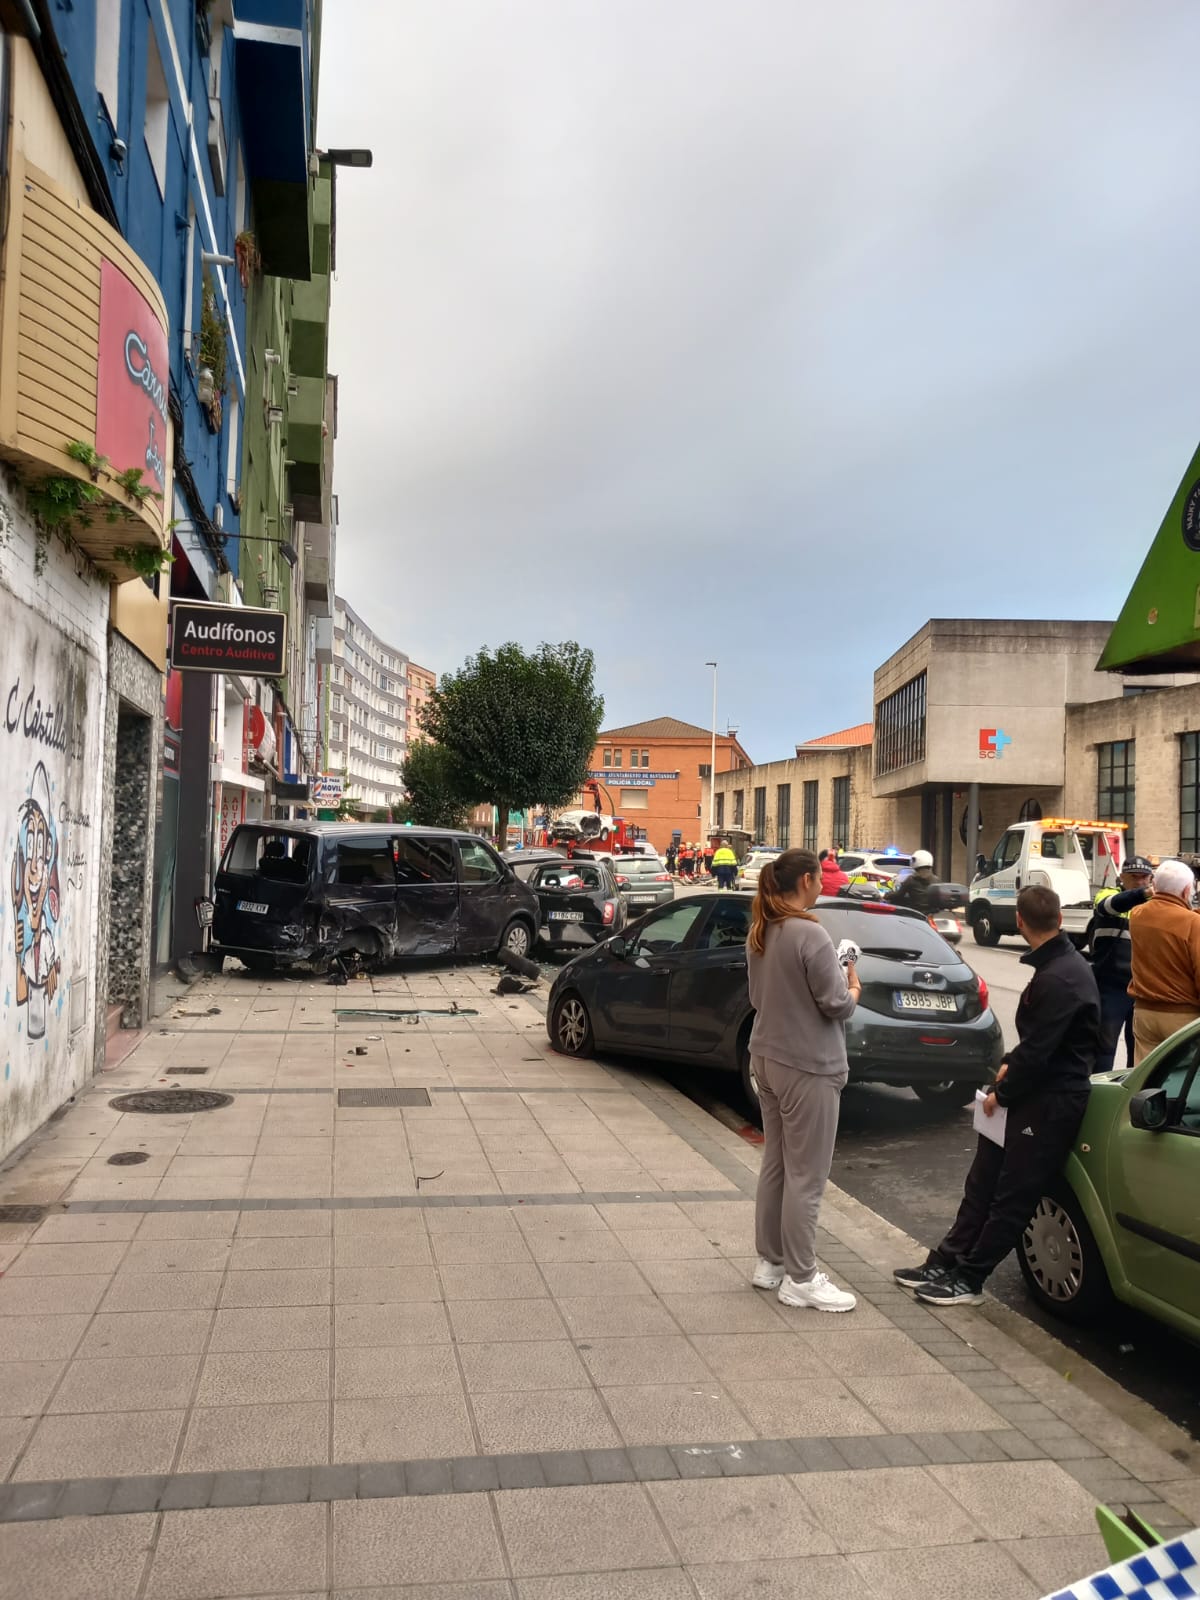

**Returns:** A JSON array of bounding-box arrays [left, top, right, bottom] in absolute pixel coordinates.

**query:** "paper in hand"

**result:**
[[836, 939, 861, 969]]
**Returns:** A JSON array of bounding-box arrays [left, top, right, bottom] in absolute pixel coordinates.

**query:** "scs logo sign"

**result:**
[[979, 728, 1012, 760]]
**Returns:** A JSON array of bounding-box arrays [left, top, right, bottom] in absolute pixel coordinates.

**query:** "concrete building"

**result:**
[[329, 599, 409, 814], [406, 662, 436, 746], [580, 718, 753, 854]]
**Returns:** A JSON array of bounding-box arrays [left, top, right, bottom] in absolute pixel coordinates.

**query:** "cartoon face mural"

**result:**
[[10, 762, 61, 1041]]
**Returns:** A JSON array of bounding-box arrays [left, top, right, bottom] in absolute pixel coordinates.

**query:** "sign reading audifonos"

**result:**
[[170, 602, 287, 677], [95, 260, 170, 492]]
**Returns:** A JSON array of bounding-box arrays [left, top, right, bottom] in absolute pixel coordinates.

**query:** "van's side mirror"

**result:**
[[975, 854, 987, 876], [609, 936, 628, 960], [1129, 1087, 1169, 1131]]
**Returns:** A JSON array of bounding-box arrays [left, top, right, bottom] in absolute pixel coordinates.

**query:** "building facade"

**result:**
[[406, 662, 436, 746], [329, 598, 409, 814]]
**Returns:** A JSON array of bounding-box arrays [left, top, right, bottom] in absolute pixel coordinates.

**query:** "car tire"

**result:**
[[238, 953, 275, 975], [911, 1080, 976, 1108], [738, 1039, 762, 1125], [1017, 1182, 1113, 1324], [971, 907, 1002, 947], [550, 990, 594, 1057], [500, 919, 533, 961]]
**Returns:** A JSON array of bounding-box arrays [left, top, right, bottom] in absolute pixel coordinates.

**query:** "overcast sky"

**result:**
[[317, 2, 1200, 762]]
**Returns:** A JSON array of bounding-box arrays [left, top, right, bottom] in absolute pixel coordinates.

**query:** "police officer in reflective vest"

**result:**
[[1089, 854, 1154, 1072]]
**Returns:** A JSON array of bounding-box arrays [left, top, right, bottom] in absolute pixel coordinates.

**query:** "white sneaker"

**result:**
[[778, 1271, 856, 1313], [751, 1258, 785, 1290]]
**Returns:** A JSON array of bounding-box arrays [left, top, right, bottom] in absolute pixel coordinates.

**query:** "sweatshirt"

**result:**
[[995, 932, 1098, 1108], [1127, 896, 1200, 1011], [746, 916, 856, 1075]]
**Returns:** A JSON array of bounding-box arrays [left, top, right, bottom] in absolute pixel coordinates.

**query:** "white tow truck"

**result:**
[[967, 818, 1127, 947]]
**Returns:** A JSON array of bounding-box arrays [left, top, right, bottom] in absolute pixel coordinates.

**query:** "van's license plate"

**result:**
[[548, 911, 585, 921], [237, 900, 269, 915], [895, 990, 955, 1013]]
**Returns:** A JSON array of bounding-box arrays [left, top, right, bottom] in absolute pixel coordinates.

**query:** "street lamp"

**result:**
[[705, 662, 717, 839]]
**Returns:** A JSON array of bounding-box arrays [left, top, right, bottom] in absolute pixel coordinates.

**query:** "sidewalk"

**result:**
[[0, 962, 1196, 1599]]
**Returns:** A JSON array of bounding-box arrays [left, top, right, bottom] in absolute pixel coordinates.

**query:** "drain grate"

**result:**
[[110, 1090, 233, 1114], [0, 1204, 47, 1224], [166, 1067, 209, 1076], [338, 1087, 431, 1108], [107, 1151, 150, 1166]]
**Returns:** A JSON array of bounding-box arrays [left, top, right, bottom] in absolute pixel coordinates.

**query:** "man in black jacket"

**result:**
[[892, 885, 1099, 1306], [1089, 855, 1154, 1072]]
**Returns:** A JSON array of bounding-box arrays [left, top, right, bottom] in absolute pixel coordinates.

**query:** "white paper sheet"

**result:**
[[973, 1088, 1007, 1148]]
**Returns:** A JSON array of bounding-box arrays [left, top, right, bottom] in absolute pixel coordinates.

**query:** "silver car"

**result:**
[[612, 854, 675, 913]]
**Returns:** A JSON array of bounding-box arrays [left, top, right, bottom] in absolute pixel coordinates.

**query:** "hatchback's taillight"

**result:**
[[977, 974, 989, 1010], [654, 873, 671, 882], [603, 901, 616, 924]]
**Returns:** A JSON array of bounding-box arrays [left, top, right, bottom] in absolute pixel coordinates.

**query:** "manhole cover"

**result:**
[[109, 1090, 233, 1114], [107, 1151, 150, 1166], [338, 1088, 431, 1108], [0, 1204, 47, 1223]]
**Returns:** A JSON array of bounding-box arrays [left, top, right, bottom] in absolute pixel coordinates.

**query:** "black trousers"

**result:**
[[927, 1091, 1089, 1288]]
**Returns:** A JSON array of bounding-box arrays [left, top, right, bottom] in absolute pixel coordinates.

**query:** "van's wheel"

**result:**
[[550, 991, 594, 1057], [1018, 1182, 1112, 1323], [972, 907, 1001, 946], [500, 919, 533, 961], [912, 1080, 975, 1107]]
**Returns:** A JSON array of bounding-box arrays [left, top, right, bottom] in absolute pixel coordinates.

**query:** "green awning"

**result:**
[[1099, 439, 1200, 672]]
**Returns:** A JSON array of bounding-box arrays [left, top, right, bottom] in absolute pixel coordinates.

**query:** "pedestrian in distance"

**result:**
[[712, 837, 738, 891], [886, 848, 940, 914], [1087, 854, 1154, 1072], [665, 842, 677, 875], [894, 884, 1098, 1306], [819, 848, 848, 896], [703, 841, 715, 878], [747, 848, 859, 1312], [1127, 858, 1200, 1064], [679, 842, 693, 880]]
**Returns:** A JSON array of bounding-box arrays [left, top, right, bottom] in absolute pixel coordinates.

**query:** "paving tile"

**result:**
[[333, 1393, 475, 1462], [797, 1328, 941, 1378], [555, 1295, 680, 1339], [0, 1273, 111, 1315], [846, 1374, 1004, 1434], [78, 1309, 214, 1358], [686, 1555, 862, 1600], [602, 1383, 754, 1447], [496, 1482, 675, 1576], [635, 1259, 747, 1295], [137, 1211, 240, 1241], [848, 1541, 1039, 1599], [0, 1359, 64, 1416], [333, 1494, 506, 1588], [32, 1212, 141, 1244], [336, 1301, 452, 1346], [459, 1339, 590, 1392], [439, 1263, 549, 1301], [209, 1305, 332, 1352], [928, 1460, 1105, 1539], [541, 1261, 652, 1298], [0, 1312, 89, 1362], [120, 1238, 233, 1274], [522, 1230, 631, 1263], [0, 1511, 157, 1600], [578, 1334, 715, 1387], [614, 1228, 721, 1260], [473, 1389, 620, 1453], [147, 1503, 328, 1598], [198, 1347, 331, 1406], [659, 1292, 786, 1335], [796, 1466, 984, 1553], [726, 1379, 883, 1438], [999, 1534, 1113, 1591], [50, 1353, 200, 1413], [518, 1572, 695, 1600], [448, 1299, 567, 1343], [13, 1408, 184, 1480], [422, 1206, 522, 1234], [649, 1475, 835, 1563], [228, 1235, 333, 1270], [0, 1414, 34, 1476], [221, 1269, 332, 1308], [430, 1231, 533, 1264], [7, 1241, 128, 1276], [177, 1401, 330, 1472], [335, 1344, 463, 1398], [236, 1208, 332, 1237], [100, 1271, 223, 1313], [689, 1333, 834, 1383]]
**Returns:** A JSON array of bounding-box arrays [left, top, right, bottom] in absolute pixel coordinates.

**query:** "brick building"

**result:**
[[406, 663, 437, 747]]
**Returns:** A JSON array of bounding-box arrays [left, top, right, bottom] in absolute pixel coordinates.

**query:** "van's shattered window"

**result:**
[[335, 838, 395, 887], [395, 836, 455, 885], [223, 831, 311, 881]]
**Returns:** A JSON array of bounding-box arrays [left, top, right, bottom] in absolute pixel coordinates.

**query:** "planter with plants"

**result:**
[[235, 230, 261, 289], [25, 440, 166, 579], [198, 270, 227, 433]]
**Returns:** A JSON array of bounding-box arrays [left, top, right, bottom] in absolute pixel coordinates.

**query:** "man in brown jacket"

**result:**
[[1128, 858, 1200, 1063]]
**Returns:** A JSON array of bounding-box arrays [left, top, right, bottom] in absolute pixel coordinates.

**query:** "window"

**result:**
[[619, 788, 649, 810], [1097, 740, 1135, 852], [602, 748, 612, 766], [332, 694, 342, 712], [458, 839, 502, 884], [96, 0, 120, 125], [639, 749, 651, 767], [777, 784, 791, 849], [813, 905, 950, 962], [225, 390, 239, 499], [753, 786, 767, 841], [1183, 734, 1200, 855], [144, 28, 170, 197], [832, 776, 850, 849], [182, 202, 196, 358], [733, 790, 744, 828], [699, 764, 712, 779], [698, 897, 751, 951], [803, 781, 818, 851], [394, 835, 454, 884], [715, 792, 725, 830], [631, 900, 706, 956], [613, 749, 623, 768], [874, 671, 927, 777], [221, 829, 311, 878], [334, 837, 394, 887]]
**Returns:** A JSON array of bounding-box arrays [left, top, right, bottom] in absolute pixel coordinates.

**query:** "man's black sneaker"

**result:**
[[914, 1272, 984, 1306], [893, 1263, 947, 1290]]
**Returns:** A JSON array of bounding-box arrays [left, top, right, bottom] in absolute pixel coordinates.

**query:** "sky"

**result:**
[[317, 1, 1200, 764]]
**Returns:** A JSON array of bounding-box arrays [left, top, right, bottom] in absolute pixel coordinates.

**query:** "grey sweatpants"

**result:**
[[754, 1056, 848, 1281]]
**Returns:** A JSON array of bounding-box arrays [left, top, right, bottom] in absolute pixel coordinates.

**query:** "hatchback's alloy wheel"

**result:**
[[1021, 1196, 1084, 1302], [556, 996, 590, 1054]]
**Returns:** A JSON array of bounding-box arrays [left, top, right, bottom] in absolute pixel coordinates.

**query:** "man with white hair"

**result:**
[[1127, 858, 1200, 1064]]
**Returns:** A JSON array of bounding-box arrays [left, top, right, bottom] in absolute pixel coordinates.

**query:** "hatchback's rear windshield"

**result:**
[[619, 858, 666, 875], [813, 905, 951, 961]]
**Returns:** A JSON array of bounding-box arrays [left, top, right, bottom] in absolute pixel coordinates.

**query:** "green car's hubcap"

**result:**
[[559, 999, 587, 1052], [1023, 1198, 1084, 1301]]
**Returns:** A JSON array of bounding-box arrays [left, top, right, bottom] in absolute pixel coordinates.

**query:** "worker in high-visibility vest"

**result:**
[[712, 838, 738, 891], [1088, 854, 1154, 1071]]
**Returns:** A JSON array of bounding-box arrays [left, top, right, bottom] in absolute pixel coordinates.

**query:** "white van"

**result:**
[[967, 819, 1126, 947]]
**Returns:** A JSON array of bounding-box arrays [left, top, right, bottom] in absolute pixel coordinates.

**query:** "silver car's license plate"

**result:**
[[548, 910, 585, 922], [895, 990, 956, 1013], [237, 900, 269, 915], [628, 894, 656, 903]]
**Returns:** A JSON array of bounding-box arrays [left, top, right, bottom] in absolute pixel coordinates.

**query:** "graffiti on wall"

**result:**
[[11, 762, 61, 1041]]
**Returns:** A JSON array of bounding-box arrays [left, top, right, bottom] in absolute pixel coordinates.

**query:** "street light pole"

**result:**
[[706, 661, 718, 838]]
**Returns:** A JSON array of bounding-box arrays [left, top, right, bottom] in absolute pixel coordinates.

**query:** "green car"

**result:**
[[1018, 1021, 1200, 1340]]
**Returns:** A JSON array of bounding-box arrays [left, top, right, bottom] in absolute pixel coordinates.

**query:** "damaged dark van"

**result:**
[[209, 823, 539, 972]]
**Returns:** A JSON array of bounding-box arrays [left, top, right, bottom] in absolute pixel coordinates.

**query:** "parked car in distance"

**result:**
[[1017, 1022, 1200, 1343], [547, 892, 1001, 1112], [211, 824, 539, 971], [612, 854, 675, 913], [526, 857, 627, 951], [736, 848, 782, 891], [839, 848, 913, 883], [504, 848, 569, 883]]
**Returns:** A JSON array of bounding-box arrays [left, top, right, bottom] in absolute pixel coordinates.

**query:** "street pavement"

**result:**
[[0, 959, 1195, 1597]]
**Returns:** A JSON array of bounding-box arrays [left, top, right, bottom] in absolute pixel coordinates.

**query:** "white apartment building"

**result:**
[[328, 599, 410, 813]]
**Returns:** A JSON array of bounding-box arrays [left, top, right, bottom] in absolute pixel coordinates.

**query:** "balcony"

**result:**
[[235, 0, 314, 277], [302, 517, 333, 616]]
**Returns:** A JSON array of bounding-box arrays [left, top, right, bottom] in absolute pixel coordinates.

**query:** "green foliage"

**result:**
[[199, 270, 228, 397], [400, 740, 472, 829], [420, 641, 603, 829], [114, 466, 155, 503], [65, 440, 109, 479], [112, 544, 175, 578], [26, 473, 103, 532]]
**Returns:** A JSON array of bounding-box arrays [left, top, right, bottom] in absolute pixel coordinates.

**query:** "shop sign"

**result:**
[[170, 602, 287, 676], [312, 774, 344, 806], [95, 260, 169, 491]]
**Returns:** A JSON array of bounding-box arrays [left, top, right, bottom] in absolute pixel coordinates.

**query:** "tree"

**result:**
[[400, 740, 471, 829], [420, 642, 603, 837]]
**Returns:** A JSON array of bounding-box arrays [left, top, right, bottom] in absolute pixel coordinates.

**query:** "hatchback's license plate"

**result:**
[[237, 900, 269, 915], [895, 990, 955, 1013], [548, 911, 585, 922], [628, 894, 656, 903]]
